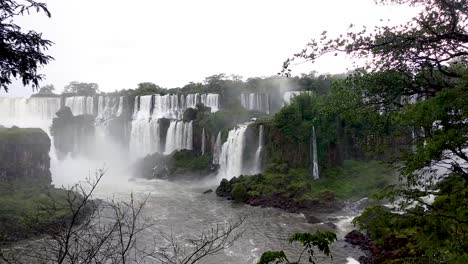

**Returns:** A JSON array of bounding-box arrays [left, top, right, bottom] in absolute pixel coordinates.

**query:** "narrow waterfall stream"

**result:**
[[201, 128, 206, 155], [253, 125, 264, 174], [311, 126, 320, 179], [212, 132, 222, 164]]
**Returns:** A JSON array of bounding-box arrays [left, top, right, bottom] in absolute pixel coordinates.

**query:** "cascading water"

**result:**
[[0, 97, 61, 124], [217, 124, 248, 180], [129, 95, 162, 158], [96, 96, 120, 122], [129, 118, 161, 158], [65, 96, 94, 115], [311, 126, 320, 179], [282, 91, 312, 106], [252, 125, 264, 174], [212, 132, 222, 164], [201, 93, 219, 112], [164, 120, 193, 154], [115, 96, 124, 117], [0, 93, 218, 160], [201, 128, 206, 155], [240, 93, 270, 114]]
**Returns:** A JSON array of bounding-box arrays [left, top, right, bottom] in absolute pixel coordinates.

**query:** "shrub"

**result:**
[[231, 184, 248, 203]]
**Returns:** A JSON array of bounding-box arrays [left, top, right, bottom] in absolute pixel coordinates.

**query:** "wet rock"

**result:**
[[304, 214, 322, 224], [203, 189, 213, 194], [324, 222, 337, 229], [345, 230, 373, 251]]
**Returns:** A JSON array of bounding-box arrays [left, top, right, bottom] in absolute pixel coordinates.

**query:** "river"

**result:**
[[51, 158, 364, 264]]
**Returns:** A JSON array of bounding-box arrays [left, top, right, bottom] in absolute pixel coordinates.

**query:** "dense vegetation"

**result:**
[[0, 181, 71, 243], [274, 0, 468, 262], [217, 160, 394, 213]]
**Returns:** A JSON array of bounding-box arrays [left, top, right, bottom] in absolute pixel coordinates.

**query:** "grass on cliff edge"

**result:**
[[236, 160, 396, 202], [0, 181, 71, 227]]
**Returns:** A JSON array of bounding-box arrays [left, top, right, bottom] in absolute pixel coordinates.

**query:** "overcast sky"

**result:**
[[4, 0, 417, 97]]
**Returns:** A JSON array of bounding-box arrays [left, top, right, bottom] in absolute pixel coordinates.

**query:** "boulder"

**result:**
[[0, 127, 51, 185]]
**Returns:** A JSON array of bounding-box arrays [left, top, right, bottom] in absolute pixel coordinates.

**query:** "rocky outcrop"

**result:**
[[0, 127, 51, 185], [132, 149, 217, 181], [51, 107, 95, 159], [216, 176, 344, 219]]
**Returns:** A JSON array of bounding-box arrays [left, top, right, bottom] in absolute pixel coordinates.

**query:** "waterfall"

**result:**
[[217, 124, 248, 180], [310, 126, 320, 180], [212, 132, 222, 164], [1, 93, 218, 160], [133, 95, 152, 119], [252, 125, 264, 174], [240, 93, 270, 114], [65, 96, 94, 115], [129, 95, 160, 158], [201, 93, 219, 112], [129, 119, 161, 158], [0, 97, 61, 123], [164, 120, 193, 154], [96, 96, 120, 122], [153, 94, 179, 119], [185, 93, 199, 109], [282, 91, 312, 106], [201, 128, 206, 155], [115, 96, 124, 117]]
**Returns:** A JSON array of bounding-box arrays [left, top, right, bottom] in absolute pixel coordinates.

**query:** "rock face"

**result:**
[[0, 127, 51, 185], [132, 149, 216, 181], [51, 106, 96, 159], [215, 176, 343, 215]]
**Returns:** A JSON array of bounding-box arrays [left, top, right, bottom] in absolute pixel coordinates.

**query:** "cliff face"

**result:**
[[51, 107, 96, 160], [0, 127, 51, 185], [263, 124, 309, 168]]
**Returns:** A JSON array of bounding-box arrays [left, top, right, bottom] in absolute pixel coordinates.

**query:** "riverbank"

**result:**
[[216, 160, 395, 223]]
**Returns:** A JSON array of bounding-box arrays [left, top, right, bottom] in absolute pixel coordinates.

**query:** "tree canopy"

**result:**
[[63, 81, 99, 96], [0, 0, 53, 92], [280, 0, 468, 262]]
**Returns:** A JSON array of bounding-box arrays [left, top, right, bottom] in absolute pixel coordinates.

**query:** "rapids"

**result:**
[[52, 160, 364, 264]]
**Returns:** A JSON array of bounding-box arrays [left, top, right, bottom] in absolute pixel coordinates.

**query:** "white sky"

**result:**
[[3, 0, 417, 96]]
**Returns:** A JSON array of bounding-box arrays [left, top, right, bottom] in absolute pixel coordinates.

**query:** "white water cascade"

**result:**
[[201, 128, 206, 155], [151, 93, 220, 119], [64, 96, 94, 115], [164, 120, 193, 154], [282, 91, 312, 106], [0, 97, 61, 126], [252, 125, 264, 174], [240, 93, 270, 114], [212, 132, 222, 164], [311, 126, 320, 179], [217, 124, 248, 180], [201, 93, 219, 112], [96, 96, 120, 122], [115, 96, 124, 117], [129, 95, 161, 158]]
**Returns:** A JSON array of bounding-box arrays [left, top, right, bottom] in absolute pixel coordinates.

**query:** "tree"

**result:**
[[63, 81, 99, 96], [0, 0, 53, 92], [281, 0, 468, 262], [130, 82, 167, 96], [37, 84, 55, 94], [258, 231, 337, 264], [283, 0, 467, 96]]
